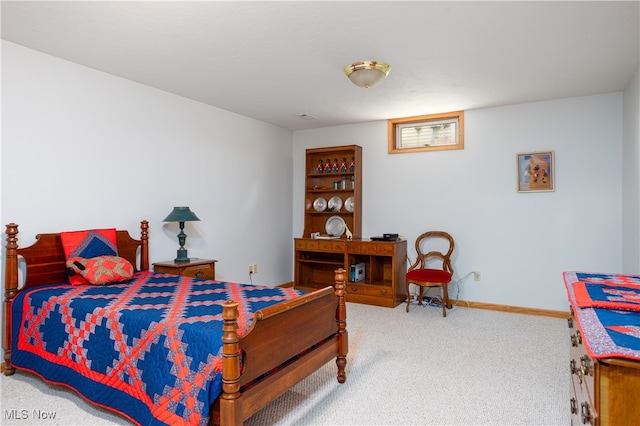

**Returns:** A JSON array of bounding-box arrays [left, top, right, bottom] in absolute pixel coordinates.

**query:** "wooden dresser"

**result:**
[[564, 272, 640, 425]]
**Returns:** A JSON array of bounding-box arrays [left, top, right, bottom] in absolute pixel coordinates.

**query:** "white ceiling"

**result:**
[[2, 1, 639, 131]]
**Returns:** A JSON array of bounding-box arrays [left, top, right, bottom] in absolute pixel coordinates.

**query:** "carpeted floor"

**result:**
[[1, 301, 570, 425]]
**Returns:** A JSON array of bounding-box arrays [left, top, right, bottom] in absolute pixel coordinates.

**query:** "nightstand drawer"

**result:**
[[179, 264, 214, 279], [153, 258, 217, 280]]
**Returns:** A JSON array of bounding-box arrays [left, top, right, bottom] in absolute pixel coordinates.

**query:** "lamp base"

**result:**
[[175, 248, 190, 263]]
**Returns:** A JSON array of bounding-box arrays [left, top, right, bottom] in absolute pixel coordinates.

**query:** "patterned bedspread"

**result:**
[[563, 271, 640, 360], [11, 271, 306, 426]]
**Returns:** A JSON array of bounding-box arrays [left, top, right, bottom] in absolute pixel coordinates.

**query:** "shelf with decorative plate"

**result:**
[[303, 145, 362, 239]]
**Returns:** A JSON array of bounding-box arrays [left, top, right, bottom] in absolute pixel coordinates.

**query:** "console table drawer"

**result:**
[[347, 283, 391, 297], [357, 243, 394, 255], [295, 239, 344, 252]]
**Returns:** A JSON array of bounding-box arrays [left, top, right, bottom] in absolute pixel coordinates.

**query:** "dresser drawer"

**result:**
[[568, 310, 596, 425]]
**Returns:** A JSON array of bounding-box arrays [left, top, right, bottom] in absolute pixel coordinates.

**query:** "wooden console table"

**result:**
[[294, 238, 406, 308]]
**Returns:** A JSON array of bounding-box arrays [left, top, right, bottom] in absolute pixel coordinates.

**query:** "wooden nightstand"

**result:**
[[153, 258, 217, 280]]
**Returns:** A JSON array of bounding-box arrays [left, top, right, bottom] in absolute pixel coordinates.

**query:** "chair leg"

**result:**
[[406, 282, 411, 312], [441, 284, 451, 317]]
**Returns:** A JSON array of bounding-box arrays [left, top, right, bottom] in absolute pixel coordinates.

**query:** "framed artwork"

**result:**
[[517, 151, 554, 192]]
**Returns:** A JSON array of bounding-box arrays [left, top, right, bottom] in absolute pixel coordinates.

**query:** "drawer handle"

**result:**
[[580, 355, 592, 376], [350, 287, 358, 292], [581, 402, 592, 424], [568, 317, 574, 329], [570, 360, 582, 384], [570, 397, 577, 415], [570, 359, 583, 384], [571, 334, 579, 347], [576, 330, 582, 345], [379, 290, 387, 295], [194, 270, 205, 278]]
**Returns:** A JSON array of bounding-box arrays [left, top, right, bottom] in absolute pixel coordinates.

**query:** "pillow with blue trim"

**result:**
[[61, 228, 118, 285]]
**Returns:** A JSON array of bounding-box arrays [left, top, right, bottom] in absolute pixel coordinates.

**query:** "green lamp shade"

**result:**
[[163, 206, 200, 223]]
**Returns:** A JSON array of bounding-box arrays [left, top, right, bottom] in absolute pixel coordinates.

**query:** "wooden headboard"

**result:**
[[3, 220, 149, 372], [3, 221, 149, 291]]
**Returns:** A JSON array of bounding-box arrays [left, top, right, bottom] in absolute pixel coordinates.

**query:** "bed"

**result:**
[[2, 220, 348, 425]]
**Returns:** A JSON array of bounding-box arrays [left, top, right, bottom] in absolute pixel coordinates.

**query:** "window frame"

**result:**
[[388, 110, 464, 154]]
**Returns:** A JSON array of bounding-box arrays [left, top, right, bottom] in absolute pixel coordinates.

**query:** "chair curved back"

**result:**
[[406, 231, 455, 316], [409, 231, 455, 276]]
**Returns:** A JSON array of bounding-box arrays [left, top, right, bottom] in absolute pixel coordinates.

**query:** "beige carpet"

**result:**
[[1, 301, 570, 425]]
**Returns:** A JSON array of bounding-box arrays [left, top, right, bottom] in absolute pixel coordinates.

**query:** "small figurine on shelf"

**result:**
[[324, 159, 332, 174], [340, 157, 348, 172], [345, 224, 353, 241], [316, 159, 324, 174], [349, 156, 356, 172], [332, 158, 339, 173]]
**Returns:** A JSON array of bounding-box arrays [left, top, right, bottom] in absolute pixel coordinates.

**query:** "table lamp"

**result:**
[[163, 206, 200, 263]]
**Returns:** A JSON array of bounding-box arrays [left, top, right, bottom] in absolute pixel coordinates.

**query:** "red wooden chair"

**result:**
[[405, 231, 455, 317]]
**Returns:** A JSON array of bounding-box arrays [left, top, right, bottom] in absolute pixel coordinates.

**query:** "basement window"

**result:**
[[388, 111, 464, 154]]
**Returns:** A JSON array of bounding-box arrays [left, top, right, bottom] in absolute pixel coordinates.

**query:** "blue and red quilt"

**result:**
[[563, 271, 640, 360], [11, 271, 306, 426]]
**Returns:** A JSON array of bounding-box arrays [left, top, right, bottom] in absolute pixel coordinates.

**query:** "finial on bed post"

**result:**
[[334, 268, 347, 383], [140, 220, 149, 271], [219, 300, 243, 425], [3, 223, 19, 375]]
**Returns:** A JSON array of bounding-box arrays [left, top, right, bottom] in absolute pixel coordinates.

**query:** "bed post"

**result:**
[[219, 300, 243, 426], [3, 223, 19, 376], [334, 268, 348, 383], [140, 220, 149, 271]]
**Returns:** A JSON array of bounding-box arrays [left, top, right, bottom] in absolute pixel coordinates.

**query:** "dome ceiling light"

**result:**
[[343, 60, 391, 88]]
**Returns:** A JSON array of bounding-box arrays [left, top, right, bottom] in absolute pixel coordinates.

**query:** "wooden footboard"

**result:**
[[214, 269, 348, 426]]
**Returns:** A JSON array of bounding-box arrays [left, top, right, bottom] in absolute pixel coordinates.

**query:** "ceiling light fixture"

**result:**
[[344, 60, 391, 89]]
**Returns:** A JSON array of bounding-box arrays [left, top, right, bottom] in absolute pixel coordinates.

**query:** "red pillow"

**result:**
[[61, 228, 118, 285], [66, 256, 134, 285]]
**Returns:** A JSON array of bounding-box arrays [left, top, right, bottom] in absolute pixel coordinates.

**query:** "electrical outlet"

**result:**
[[253, 263, 258, 274], [248, 265, 254, 274], [473, 271, 481, 281]]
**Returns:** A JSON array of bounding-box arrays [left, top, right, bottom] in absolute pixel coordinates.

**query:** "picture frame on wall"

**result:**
[[517, 151, 555, 192]]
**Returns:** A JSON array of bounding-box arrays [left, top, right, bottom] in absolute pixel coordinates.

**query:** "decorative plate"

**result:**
[[344, 196, 354, 212], [313, 197, 327, 212], [327, 196, 343, 212], [325, 215, 346, 237]]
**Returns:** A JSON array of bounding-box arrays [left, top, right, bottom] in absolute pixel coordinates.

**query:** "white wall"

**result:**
[[293, 93, 623, 312], [1, 41, 294, 288], [622, 65, 640, 272], [0, 41, 631, 316]]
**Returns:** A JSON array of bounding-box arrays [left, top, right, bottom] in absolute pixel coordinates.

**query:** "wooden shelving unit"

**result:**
[[303, 145, 362, 239]]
